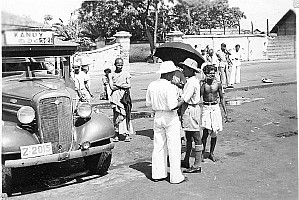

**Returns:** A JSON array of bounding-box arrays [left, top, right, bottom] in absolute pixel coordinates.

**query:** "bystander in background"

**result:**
[[216, 43, 231, 88], [229, 44, 242, 86], [72, 60, 93, 103], [109, 58, 134, 142], [101, 68, 112, 100]]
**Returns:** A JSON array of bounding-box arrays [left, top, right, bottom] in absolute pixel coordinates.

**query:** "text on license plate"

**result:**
[[20, 143, 53, 159]]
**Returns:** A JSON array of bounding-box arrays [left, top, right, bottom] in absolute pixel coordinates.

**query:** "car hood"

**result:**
[[2, 77, 66, 100]]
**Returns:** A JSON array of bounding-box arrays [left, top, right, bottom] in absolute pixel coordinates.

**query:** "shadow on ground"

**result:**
[[129, 162, 152, 180], [135, 129, 154, 139]]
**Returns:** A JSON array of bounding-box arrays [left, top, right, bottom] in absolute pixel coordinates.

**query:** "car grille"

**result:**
[[39, 96, 73, 154]]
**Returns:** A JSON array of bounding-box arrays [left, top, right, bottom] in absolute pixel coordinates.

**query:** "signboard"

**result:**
[[4, 30, 54, 45]]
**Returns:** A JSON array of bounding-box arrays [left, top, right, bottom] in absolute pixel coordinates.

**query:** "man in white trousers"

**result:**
[[146, 61, 187, 184], [229, 44, 242, 86]]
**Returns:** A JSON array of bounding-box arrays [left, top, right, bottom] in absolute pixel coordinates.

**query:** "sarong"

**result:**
[[201, 104, 223, 134]]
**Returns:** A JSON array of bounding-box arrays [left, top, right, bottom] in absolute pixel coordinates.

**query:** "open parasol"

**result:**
[[154, 42, 205, 67]]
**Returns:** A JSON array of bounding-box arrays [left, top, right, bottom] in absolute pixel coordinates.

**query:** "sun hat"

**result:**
[[156, 61, 177, 74], [179, 58, 200, 73], [73, 59, 81, 68]]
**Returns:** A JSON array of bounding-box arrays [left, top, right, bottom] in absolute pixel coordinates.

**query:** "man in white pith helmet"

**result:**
[[146, 60, 187, 184]]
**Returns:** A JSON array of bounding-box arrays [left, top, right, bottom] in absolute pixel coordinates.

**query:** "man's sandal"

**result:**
[[183, 166, 202, 173], [124, 135, 131, 142]]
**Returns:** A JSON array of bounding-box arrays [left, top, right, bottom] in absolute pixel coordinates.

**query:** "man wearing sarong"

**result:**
[[179, 58, 204, 173], [109, 58, 133, 142], [201, 64, 228, 162]]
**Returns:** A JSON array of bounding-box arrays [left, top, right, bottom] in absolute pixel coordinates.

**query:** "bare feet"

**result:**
[[209, 154, 217, 162]]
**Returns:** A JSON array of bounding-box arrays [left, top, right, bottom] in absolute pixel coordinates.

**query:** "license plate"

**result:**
[[20, 143, 53, 159]]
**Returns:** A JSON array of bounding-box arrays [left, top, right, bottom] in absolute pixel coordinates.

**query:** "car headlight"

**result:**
[[17, 106, 35, 124], [77, 102, 92, 118]]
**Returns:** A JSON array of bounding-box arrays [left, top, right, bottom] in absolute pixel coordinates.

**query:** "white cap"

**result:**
[[156, 61, 177, 74]]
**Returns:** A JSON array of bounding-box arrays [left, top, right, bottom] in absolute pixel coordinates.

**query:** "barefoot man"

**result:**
[[201, 64, 228, 162]]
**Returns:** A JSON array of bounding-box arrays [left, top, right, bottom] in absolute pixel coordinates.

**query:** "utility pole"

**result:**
[[267, 19, 269, 36]]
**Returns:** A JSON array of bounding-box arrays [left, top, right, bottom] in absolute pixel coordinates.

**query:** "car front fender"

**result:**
[[76, 112, 115, 144], [2, 122, 39, 154]]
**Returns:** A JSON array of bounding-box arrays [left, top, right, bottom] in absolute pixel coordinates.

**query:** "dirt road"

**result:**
[[7, 60, 298, 200]]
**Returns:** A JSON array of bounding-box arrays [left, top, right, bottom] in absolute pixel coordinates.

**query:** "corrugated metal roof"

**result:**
[[270, 9, 296, 33]]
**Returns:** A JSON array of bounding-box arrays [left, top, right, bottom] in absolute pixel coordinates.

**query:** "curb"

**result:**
[[92, 81, 297, 107], [224, 81, 297, 93]]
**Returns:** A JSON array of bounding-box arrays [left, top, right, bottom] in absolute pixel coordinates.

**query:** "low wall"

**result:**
[[74, 43, 121, 77], [182, 34, 268, 61]]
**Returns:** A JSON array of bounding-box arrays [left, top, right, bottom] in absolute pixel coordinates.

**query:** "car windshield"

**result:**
[[2, 57, 65, 78]]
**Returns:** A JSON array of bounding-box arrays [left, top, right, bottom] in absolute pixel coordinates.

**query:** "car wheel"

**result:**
[[2, 163, 12, 197], [84, 151, 112, 175]]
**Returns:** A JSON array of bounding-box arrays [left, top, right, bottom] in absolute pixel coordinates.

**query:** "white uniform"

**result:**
[[146, 79, 184, 184], [229, 50, 242, 84], [216, 50, 229, 86], [73, 71, 91, 102]]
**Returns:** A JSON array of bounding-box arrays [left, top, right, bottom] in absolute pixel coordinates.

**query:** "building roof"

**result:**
[[270, 9, 296, 33], [1, 11, 44, 30]]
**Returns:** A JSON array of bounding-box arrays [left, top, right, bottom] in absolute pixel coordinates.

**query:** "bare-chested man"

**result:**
[[200, 65, 228, 162]]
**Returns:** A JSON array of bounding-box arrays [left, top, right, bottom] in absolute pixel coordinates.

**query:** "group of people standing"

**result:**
[[201, 43, 243, 89], [71, 59, 93, 103], [77, 48, 233, 184], [146, 57, 228, 184], [72, 57, 134, 143]]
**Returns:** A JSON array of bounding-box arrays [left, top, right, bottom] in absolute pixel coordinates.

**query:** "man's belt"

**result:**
[[154, 110, 176, 112], [187, 103, 199, 106], [203, 102, 218, 106]]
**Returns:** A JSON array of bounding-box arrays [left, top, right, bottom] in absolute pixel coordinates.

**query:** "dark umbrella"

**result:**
[[154, 42, 205, 67]]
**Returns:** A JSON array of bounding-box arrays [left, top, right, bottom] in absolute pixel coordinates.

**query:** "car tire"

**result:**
[[84, 151, 112, 175], [2, 163, 12, 197]]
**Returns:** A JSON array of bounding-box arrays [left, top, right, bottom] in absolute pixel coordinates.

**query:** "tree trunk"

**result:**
[[153, 4, 158, 59], [145, 21, 154, 56]]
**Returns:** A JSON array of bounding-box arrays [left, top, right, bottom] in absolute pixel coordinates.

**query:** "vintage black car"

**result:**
[[1, 28, 115, 196]]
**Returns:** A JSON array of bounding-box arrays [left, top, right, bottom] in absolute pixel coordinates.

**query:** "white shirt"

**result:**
[[181, 76, 201, 105], [73, 71, 88, 90], [231, 50, 242, 66], [216, 50, 227, 63], [146, 79, 179, 111], [205, 54, 219, 67]]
